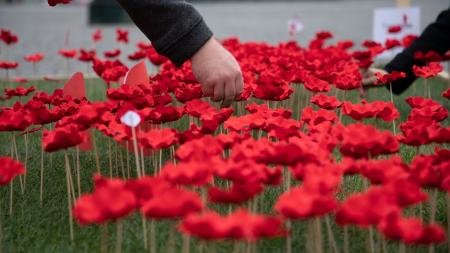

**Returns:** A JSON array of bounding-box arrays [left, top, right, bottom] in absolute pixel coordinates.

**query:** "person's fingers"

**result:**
[[201, 81, 214, 97], [213, 82, 224, 102], [235, 73, 244, 100], [222, 78, 236, 107], [362, 75, 378, 86]]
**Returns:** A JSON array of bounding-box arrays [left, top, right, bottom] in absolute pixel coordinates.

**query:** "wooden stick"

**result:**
[[12, 135, 24, 194], [108, 138, 113, 178], [447, 194, 450, 253], [115, 220, 123, 253], [40, 142, 44, 206], [9, 181, 13, 216], [150, 220, 156, 253], [306, 220, 314, 253], [315, 218, 324, 253], [286, 220, 292, 253], [0, 193, 3, 253], [389, 83, 397, 135], [131, 127, 142, 178], [125, 142, 130, 178], [182, 235, 190, 253], [64, 151, 74, 241], [92, 132, 101, 174], [141, 215, 148, 249], [429, 189, 438, 253], [76, 147, 81, 197], [343, 226, 349, 253], [325, 215, 339, 253], [101, 223, 108, 253], [368, 226, 375, 253], [140, 146, 145, 176], [23, 133, 28, 191], [167, 223, 176, 253]]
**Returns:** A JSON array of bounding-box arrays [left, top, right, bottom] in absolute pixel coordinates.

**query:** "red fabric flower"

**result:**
[[385, 39, 401, 50], [92, 29, 102, 43], [58, 49, 77, 59], [0, 61, 19, 70], [73, 175, 137, 225], [116, 28, 129, 44], [310, 93, 342, 110], [42, 124, 86, 152], [0, 157, 26, 185], [0, 108, 32, 131], [387, 25, 402, 33], [208, 182, 263, 204], [339, 123, 399, 158], [103, 49, 121, 58], [412, 62, 443, 79], [4, 86, 35, 97], [342, 100, 400, 122], [179, 209, 286, 241], [24, 53, 44, 63], [141, 187, 203, 219], [47, 0, 71, 6], [78, 49, 96, 62], [0, 29, 18, 45], [442, 88, 450, 99], [374, 71, 406, 84], [139, 128, 178, 150]]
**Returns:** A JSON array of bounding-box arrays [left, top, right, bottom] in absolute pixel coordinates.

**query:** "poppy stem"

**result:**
[[167, 223, 176, 253], [425, 78, 431, 99], [40, 140, 44, 206], [23, 133, 28, 192], [64, 151, 74, 241], [150, 220, 156, 253], [141, 215, 148, 249], [399, 242, 405, 253], [108, 138, 113, 178], [368, 226, 375, 253], [125, 142, 130, 178], [140, 146, 145, 176], [343, 226, 349, 253], [286, 220, 292, 253], [429, 189, 438, 253], [101, 223, 108, 253], [314, 218, 323, 253], [131, 127, 142, 178], [447, 194, 450, 253], [306, 220, 314, 253], [115, 220, 123, 253], [325, 215, 338, 253], [76, 147, 81, 197], [389, 83, 396, 135], [182, 235, 190, 253], [92, 132, 101, 174], [8, 180, 13, 216], [12, 135, 24, 194], [0, 193, 3, 253]]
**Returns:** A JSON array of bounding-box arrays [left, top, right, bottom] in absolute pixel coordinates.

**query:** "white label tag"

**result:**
[[120, 111, 141, 127]]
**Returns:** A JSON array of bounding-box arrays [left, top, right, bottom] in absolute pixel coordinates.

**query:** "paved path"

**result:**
[[0, 0, 448, 77]]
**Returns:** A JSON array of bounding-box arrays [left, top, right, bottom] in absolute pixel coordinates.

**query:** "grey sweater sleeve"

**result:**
[[115, 0, 213, 66]]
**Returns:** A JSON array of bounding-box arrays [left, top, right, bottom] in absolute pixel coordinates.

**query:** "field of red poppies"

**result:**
[[1, 11, 450, 253]]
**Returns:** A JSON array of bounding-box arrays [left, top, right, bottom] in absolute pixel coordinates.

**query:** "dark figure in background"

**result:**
[[363, 6, 450, 93], [116, 0, 244, 107]]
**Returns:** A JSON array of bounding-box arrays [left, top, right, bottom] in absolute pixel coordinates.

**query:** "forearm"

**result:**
[[385, 6, 450, 94], [116, 0, 213, 66]]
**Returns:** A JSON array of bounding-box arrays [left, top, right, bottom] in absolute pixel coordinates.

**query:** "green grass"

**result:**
[[0, 77, 449, 253]]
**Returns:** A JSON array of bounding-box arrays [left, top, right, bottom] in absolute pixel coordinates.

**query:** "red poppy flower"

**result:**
[[310, 93, 342, 110], [47, 0, 71, 6], [358, 156, 410, 184], [385, 39, 401, 50], [0, 108, 32, 131], [139, 128, 178, 150], [316, 30, 333, 40], [302, 73, 331, 92], [141, 187, 203, 219], [4, 86, 35, 97], [142, 105, 184, 124], [275, 186, 337, 219], [378, 212, 445, 245], [73, 175, 137, 225], [442, 88, 450, 99], [402, 34, 418, 47], [128, 50, 147, 61], [103, 48, 121, 58], [116, 28, 129, 44], [412, 62, 443, 79], [0, 157, 26, 185], [342, 100, 399, 122], [146, 46, 169, 65], [301, 106, 338, 126], [339, 123, 399, 158], [0, 29, 18, 45], [174, 82, 203, 103], [58, 49, 77, 59], [208, 182, 263, 204], [24, 53, 44, 63], [387, 25, 402, 33], [161, 160, 216, 186], [374, 71, 406, 84], [92, 29, 102, 43], [0, 61, 19, 70], [413, 51, 442, 62], [179, 209, 286, 241], [13, 77, 28, 83], [42, 124, 87, 152], [78, 49, 96, 62]]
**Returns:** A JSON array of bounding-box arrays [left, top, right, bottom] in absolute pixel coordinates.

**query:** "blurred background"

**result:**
[[0, 0, 448, 77]]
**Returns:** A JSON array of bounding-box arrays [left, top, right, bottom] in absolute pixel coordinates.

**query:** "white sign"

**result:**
[[120, 111, 141, 127], [288, 18, 304, 37], [373, 6, 421, 59]]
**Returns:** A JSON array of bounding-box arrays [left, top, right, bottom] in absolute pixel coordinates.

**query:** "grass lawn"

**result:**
[[0, 76, 449, 253]]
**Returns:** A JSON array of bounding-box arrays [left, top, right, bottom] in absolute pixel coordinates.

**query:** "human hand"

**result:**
[[191, 38, 244, 107], [361, 67, 387, 88]]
